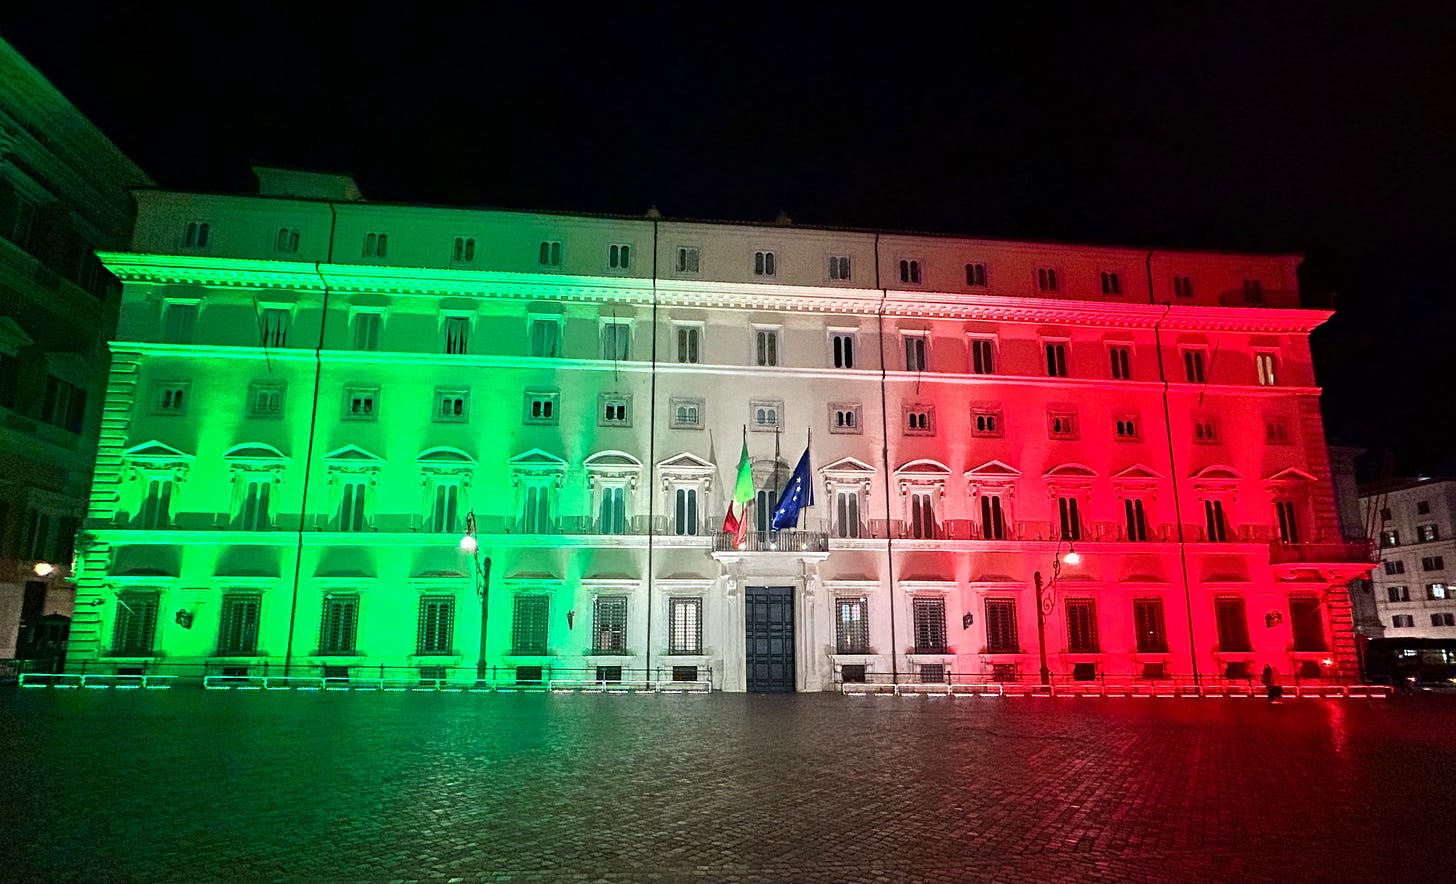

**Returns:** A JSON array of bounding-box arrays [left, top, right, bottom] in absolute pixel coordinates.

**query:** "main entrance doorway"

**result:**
[[745, 586, 795, 692]]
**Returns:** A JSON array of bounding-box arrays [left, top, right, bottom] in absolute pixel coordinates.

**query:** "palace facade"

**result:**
[[68, 167, 1374, 690]]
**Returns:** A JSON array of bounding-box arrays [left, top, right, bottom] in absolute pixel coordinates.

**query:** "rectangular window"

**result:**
[[183, 221, 210, 248], [42, 377, 86, 433], [1183, 349, 1206, 383], [898, 259, 923, 285], [676, 246, 700, 274], [1109, 345, 1131, 380], [353, 311, 381, 351], [138, 479, 173, 530], [1204, 499, 1228, 542], [673, 487, 699, 536], [431, 483, 460, 533], [1114, 416, 1140, 440], [430, 317, 467, 357], [1289, 597, 1326, 652], [1381, 529, 1400, 548], [828, 255, 852, 281], [1044, 341, 1069, 377], [1124, 498, 1148, 541], [319, 594, 359, 655], [979, 494, 1006, 540], [674, 324, 701, 364], [524, 391, 559, 425], [835, 597, 869, 652], [1418, 525, 1440, 542], [829, 403, 862, 434], [218, 594, 262, 655], [1048, 410, 1078, 440], [1387, 585, 1409, 602], [592, 596, 627, 653], [163, 302, 198, 343], [1242, 278, 1264, 305], [239, 480, 271, 530], [909, 491, 937, 539], [538, 240, 563, 267], [1417, 500, 1431, 515], [600, 321, 631, 361], [343, 386, 378, 421], [1100, 271, 1122, 295], [22, 508, 51, 559], [112, 592, 160, 655], [1265, 420, 1290, 444], [904, 405, 934, 436], [1255, 352, 1278, 386], [521, 485, 552, 533], [1423, 557, 1446, 572], [984, 599, 1019, 653], [362, 232, 387, 258], [275, 227, 300, 253], [919, 664, 947, 683], [608, 243, 631, 269], [258, 308, 289, 348], [1392, 614, 1415, 628], [154, 383, 188, 415], [669, 397, 704, 429], [511, 595, 550, 655], [434, 388, 469, 423], [668, 597, 703, 654], [1214, 598, 1251, 652], [451, 236, 476, 263], [417, 596, 455, 655], [338, 481, 368, 531], [831, 332, 855, 368], [600, 394, 631, 427], [1193, 418, 1218, 443], [903, 334, 927, 371], [527, 317, 561, 357], [834, 489, 862, 538], [969, 337, 995, 374], [1275, 500, 1300, 544], [1133, 599, 1168, 653], [965, 263, 987, 287], [248, 383, 285, 418], [750, 399, 782, 431], [1065, 599, 1099, 653], [754, 328, 780, 366], [598, 485, 626, 534], [755, 488, 778, 532], [1036, 267, 1059, 292], [912, 597, 947, 653], [970, 408, 1002, 438], [1058, 496, 1082, 541], [753, 250, 777, 277], [1172, 275, 1193, 298], [1384, 560, 1405, 575]]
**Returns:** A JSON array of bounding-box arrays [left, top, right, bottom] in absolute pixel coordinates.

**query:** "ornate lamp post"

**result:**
[[460, 510, 491, 682], [1033, 537, 1080, 686]]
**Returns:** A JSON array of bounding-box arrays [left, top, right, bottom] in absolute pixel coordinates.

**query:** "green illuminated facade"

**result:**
[[71, 167, 1370, 690]]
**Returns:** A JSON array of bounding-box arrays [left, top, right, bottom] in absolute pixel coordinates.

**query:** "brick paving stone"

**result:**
[[2, 691, 1454, 883]]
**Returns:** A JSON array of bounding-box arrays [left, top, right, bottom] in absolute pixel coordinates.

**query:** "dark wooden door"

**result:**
[[745, 586, 795, 692]]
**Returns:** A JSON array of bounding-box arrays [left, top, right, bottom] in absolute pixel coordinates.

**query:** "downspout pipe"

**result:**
[[645, 219, 659, 681], [284, 202, 336, 676], [1149, 250, 1200, 685], [875, 234, 899, 684]]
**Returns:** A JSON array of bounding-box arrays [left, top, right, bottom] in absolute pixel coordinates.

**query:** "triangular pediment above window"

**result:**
[[1113, 464, 1164, 482], [656, 451, 714, 473], [509, 448, 567, 470], [323, 444, 384, 464], [418, 446, 477, 465], [224, 443, 287, 461], [123, 440, 194, 462], [1264, 467, 1317, 484], [820, 456, 875, 476], [965, 459, 1021, 479]]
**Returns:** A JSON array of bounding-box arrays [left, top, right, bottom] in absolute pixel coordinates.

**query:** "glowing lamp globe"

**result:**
[[1062, 550, 1081, 566], [33, 562, 55, 577], [459, 535, 478, 554]]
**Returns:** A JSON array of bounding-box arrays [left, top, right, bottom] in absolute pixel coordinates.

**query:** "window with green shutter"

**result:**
[[512, 595, 550, 655]]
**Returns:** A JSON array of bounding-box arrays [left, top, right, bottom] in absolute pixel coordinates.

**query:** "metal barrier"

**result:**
[[837, 677, 1393, 700], [20, 672, 175, 690]]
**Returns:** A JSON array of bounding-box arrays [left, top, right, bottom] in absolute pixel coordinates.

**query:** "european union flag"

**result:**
[[770, 446, 814, 530]]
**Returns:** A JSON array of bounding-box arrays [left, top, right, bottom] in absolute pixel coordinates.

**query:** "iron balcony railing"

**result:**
[[1269, 538, 1377, 565], [711, 530, 830, 553]]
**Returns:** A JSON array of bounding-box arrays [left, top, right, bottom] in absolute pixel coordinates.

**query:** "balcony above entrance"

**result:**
[[712, 530, 829, 561]]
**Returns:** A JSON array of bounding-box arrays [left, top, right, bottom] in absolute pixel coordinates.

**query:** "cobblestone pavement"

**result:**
[[2, 690, 1454, 884]]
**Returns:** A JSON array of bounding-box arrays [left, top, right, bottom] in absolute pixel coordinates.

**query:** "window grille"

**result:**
[[512, 595, 549, 655], [912, 597, 946, 653], [835, 597, 869, 652], [1214, 598, 1251, 652], [113, 592, 159, 655], [218, 594, 262, 655], [1133, 599, 1167, 653], [668, 597, 702, 654], [416, 596, 455, 655], [320, 595, 359, 655], [1065, 599, 1099, 653], [984, 599, 1018, 654], [593, 596, 627, 653]]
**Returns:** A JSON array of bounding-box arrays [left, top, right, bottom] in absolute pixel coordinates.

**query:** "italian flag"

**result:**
[[721, 435, 754, 547]]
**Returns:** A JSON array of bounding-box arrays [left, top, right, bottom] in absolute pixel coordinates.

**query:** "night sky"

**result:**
[[4, 5, 1452, 480]]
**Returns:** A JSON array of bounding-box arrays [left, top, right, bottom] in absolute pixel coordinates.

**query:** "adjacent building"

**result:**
[[67, 166, 1374, 690], [0, 36, 151, 666], [1360, 476, 1456, 682]]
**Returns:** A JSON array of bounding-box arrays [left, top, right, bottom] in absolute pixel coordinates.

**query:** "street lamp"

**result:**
[[460, 510, 491, 682], [1033, 535, 1079, 686]]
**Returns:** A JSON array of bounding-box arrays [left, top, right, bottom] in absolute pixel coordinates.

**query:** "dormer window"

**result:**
[[362, 232, 388, 258], [753, 250, 777, 277], [183, 221, 210, 248], [1100, 271, 1121, 295], [898, 259, 923, 285], [452, 236, 476, 262], [539, 240, 563, 267], [274, 227, 300, 253]]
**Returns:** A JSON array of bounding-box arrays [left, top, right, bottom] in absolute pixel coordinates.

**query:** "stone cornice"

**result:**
[[97, 252, 1332, 334]]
